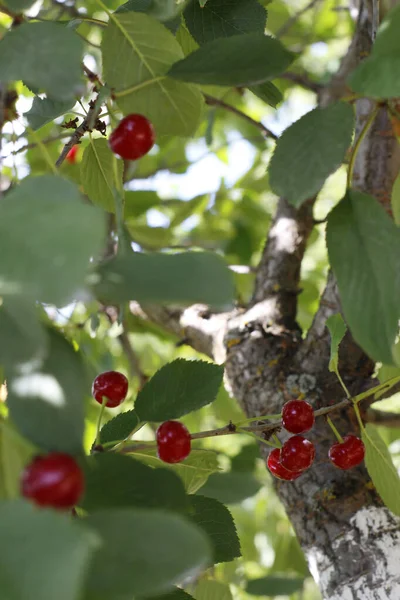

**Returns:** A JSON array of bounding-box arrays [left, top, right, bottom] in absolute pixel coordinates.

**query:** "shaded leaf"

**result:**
[[81, 138, 123, 213], [0, 298, 47, 367], [231, 443, 260, 472], [0, 421, 35, 500], [26, 96, 75, 130], [249, 81, 283, 107], [99, 409, 139, 444], [150, 589, 195, 600], [326, 313, 347, 374], [246, 575, 304, 596], [197, 472, 261, 504]]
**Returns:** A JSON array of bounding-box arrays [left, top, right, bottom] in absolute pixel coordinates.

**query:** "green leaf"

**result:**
[[391, 171, 400, 225], [269, 102, 354, 207], [197, 472, 261, 504], [124, 190, 161, 218], [94, 251, 235, 308], [80, 138, 123, 213], [133, 448, 219, 493], [81, 453, 189, 512], [115, 0, 152, 13], [0, 22, 83, 99], [361, 423, 400, 516], [3, 0, 36, 12], [184, 0, 267, 45], [189, 495, 241, 564], [150, 589, 195, 600], [348, 6, 400, 98], [326, 313, 347, 373], [0, 175, 105, 305], [86, 508, 212, 599], [0, 421, 35, 500], [102, 12, 203, 136], [195, 580, 233, 600], [168, 34, 293, 86], [231, 443, 260, 472], [135, 358, 224, 421], [99, 409, 139, 444], [0, 298, 47, 367], [246, 575, 304, 596], [7, 328, 87, 454], [327, 190, 400, 364], [249, 81, 283, 108], [0, 499, 99, 600], [26, 96, 75, 130]]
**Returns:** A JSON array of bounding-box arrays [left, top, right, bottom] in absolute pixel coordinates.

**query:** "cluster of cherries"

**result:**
[[21, 370, 190, 510], [267, 399, 365, 481], [65, 113, 156, 164]]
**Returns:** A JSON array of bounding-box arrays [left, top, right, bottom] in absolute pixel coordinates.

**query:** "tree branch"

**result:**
[[279, 71, 322, 93]]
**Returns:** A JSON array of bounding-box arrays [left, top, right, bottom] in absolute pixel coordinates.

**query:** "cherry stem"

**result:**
[[326, 416, 344, 444], [95, 396, 108, 446]]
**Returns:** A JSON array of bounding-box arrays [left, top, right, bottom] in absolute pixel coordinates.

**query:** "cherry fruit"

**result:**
[[267, 448, 302, 481], [281, 435, 315, 472], [156, 420, 191, 464], [329, 435, 365, 470], [92, 370, 128, 408], [282, 399, 315, 434], [66, 145, 78, 164], [109, 114, 155, 160], [21, 453, 84, 509]]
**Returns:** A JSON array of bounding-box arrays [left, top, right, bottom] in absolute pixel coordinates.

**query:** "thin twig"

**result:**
[[279, 71, 322, 93], [204, 94, 278, 141], [8, 132, 72, 156], [118, 327, 148, 389], [276, 0, 322, 38]]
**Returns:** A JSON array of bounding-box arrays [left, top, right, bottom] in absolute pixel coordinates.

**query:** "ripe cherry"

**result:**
[[21, 453, 84, 509], [329, 435, 365, 470], [109, 114, 155, 160], [281, 435, 315, 472], [282, 399, 315, 434], [66, 145, 78, 164], [156, 420, 191, 464], [267, 448, 302, 481], [92, 371, 128, 408]]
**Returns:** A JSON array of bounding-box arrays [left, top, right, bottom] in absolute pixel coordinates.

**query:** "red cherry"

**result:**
[[21, 453, 84, 509], [92, 371, 128, 408], [66, 145, 78, 164], [156, 421, 191, 464], [281, 435, 315, 472], [109, 114, 155, 160], [267, 448, 303, 481], [282, 399, 315, 434], [329, 435, 365, 470]]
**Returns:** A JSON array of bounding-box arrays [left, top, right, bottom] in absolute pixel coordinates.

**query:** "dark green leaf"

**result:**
[[0, 499, 99, 600], [327, 190, 400, 364], [231, 443, 260, 472], [246, 575, 304, 596], [168, 34, 293, 86], [116, 0, 181, 22], [189, 495, 241, 564], [86, 508, 212, 598], [249, 81, 283, 107], [149, 589, 195, 600], [81, 453, 189, 512], [195, 580, 233, 600], [269, 102, 354, 207], [81, 138, 123, 213], [102, 12, 203, 136], [326, 313, 347, 374], [0, 22, 83, 99], [26, 96, 75, 130], [135, 358, 224, 421], [99, 409, 139, 444], [7, 328, 87, 454], [0, 421, 35, 500], [94, 251, 235, 308], [0, 175, 105, 305], [0, 298, 47, 367], [197, 472, 261, 504], [361, 423, 400, 516], [184, 0, 267, 45], [115, 0, 152, 13], [3, 0, 36, 12]]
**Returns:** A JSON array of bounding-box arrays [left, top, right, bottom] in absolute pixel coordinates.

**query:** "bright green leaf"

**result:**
[[99, 409, 139, 444], [81, 453, 189, 512], [0, 175, 105, 305], [0, 22, 83, 99], [269, 102, 354, 207], [168, 34, 294, 86], [327, 190, 400, 364], [7, 328, 87, 454], [184, 0, 267, 45], [198, 472, 261, 504], [0, 500, 99, 600], [86, 508, 212, 599], [135, 358, 224, 421], [391, 171, 400, 225], [134, 448, 219, 493], [26, 96, 75, 130], [189, 495, 241, 564], [81, 138, 123, 213], [326, 313, 347, 373], [246, 575, 304, 596], [195, 580, 233, 600], [94, 251, 235, 308], [361, 423, 400, 516], [124, 190, 162, 218], [102, 12, 203, 136]]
